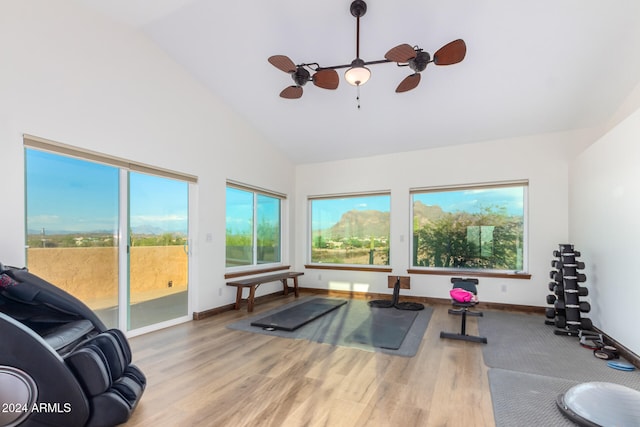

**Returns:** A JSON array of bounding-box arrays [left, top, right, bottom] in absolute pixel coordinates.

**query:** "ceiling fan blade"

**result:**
[[395, 73, 421, 93], [268, 55, 297, 73], [312, 69, 339, 90], [385, 43, 417, 63], [433, 39, 466, 65], [279, 85, 303, 99]]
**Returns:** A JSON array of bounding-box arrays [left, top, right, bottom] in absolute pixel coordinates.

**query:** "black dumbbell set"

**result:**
[[545, 243, 592, 336]]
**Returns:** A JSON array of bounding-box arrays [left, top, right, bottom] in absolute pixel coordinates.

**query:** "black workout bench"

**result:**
[[226, 271, 304, 312]]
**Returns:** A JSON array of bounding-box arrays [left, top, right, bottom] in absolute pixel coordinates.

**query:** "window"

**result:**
[[411, 182, 527, 273], [225, 183, 283, 268], [309, 193, 390, 266]]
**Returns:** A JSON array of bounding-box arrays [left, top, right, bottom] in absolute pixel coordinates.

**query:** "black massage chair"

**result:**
[[0, 263, 145, 427]]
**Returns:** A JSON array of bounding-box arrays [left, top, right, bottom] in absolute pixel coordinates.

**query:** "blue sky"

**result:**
[[26, 149, 188, 234], [311, 195, 390, 230], [226, 187, 280, 234], [414, 187, 524, 216], [27, 149, 522, 235], [130, 172, 188, 233], [310, 188, 524, 231]]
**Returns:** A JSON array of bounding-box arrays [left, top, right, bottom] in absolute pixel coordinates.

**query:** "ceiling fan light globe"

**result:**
[[345, 60, 371, 86]]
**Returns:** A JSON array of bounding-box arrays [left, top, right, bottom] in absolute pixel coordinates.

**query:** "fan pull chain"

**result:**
[[356, 85, 361, 109]]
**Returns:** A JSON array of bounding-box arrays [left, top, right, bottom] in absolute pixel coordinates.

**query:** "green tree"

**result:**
[[414, 206, 522, 270]]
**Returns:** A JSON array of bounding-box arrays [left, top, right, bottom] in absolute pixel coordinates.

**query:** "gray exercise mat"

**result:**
[[478, 310, 640, 388], [489, 368, 578, 427], [479, 311, 640, 426], [346, 308, 419, 349], [227, 297, 432, 357], [250, 297, 347, 331]]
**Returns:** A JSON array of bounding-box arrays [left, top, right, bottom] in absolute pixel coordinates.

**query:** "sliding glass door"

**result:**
[[25, 147, 191, 332], [25, 149, 121, 328], [128, 172, 189, 330]]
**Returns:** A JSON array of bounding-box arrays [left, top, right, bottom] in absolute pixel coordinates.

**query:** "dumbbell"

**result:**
[[563, 273, 587, 283], [579, 301, 591, 313], [552, 260, 585, 270], [565, 287, 589, 297]]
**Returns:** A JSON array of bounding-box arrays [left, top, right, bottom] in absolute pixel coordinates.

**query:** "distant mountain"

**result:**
[[27, 228, 114, 236], [130, 225, 167, 235], [317, 202, 446, 240], [326, 210, 390, 239], [413, 201, 446, 227], [27, 225, 185, 236]]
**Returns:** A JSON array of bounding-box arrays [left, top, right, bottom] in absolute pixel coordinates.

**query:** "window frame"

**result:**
[[306, 191, 392, 272], [225, 181, 286, 273], [408, 180, 530, 279]]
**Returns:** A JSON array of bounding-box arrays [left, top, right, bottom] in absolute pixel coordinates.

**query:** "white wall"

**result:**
[[295, 131, 594, 307], [569, 105, 640, 355], [0, 0, 295, 313]]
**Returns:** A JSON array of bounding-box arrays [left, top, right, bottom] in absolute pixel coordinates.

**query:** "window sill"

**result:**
[[406, 268, 531, 280], [305, 264, 393, 273]]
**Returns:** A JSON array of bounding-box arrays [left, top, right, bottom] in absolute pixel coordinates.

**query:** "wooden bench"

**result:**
[[226, 271, 304, 312]]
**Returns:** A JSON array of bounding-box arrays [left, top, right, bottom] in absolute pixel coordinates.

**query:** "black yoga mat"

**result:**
[[250, 297, 347, 331], [346, 308, 419, 350]]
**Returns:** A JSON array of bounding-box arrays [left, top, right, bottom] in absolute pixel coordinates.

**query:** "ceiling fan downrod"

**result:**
[[351, 0, 367, 59], [344, 0, 371, 88], [350, 0, 367, 109]]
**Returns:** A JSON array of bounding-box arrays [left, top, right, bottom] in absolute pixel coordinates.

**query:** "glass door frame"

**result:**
[[120, 169, 194, 338], [24, 136, 196, 338]]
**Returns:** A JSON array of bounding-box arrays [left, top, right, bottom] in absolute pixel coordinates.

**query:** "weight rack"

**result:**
[[545, 243, 592, 336]]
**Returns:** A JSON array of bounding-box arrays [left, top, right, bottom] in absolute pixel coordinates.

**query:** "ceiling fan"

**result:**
[[268, 0, 466, 99]]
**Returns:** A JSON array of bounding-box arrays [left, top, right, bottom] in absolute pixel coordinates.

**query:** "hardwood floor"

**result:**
[[124, 293, 495, 427]]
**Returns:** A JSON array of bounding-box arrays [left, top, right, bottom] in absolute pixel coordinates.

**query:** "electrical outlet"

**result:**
[[218, 287, 223, 296], [501, 284, 507, 293], [317, 274, 322, 281]]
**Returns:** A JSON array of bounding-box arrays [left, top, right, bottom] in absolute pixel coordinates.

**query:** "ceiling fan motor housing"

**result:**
[[350, 0, 367, 18], [292, 67, 311, 86], [410, 51, 431, 72]]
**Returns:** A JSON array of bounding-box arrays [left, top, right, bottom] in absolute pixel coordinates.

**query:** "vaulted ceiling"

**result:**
[[82, 0, 640, 164]]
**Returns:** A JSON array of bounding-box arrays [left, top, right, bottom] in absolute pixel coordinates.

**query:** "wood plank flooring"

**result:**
[[124, 294, 495, 427]]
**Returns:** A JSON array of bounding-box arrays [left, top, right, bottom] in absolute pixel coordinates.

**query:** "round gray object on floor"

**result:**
[[557, 381, 640, 426]]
